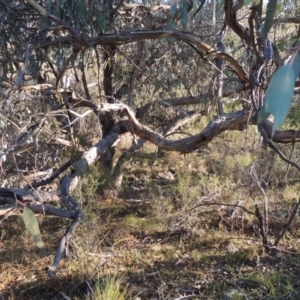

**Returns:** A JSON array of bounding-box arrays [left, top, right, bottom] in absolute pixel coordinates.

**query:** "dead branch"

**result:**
[[188, 201, 255, 216], [24, 160, 73, 190], [94, 103, 300, 153], [255, 204, 270, 252], [224, 0, 251, 45], [274, 198, 300, 249], [87, 29, 249, 83], [0, 121, 125, 276], [0, 204, 77, 218]]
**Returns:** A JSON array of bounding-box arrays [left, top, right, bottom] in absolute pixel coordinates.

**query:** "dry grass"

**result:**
[[2, 129, 300, 299]]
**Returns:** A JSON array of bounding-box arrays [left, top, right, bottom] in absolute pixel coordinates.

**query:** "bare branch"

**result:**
[[274, 198, 300, 248], [87, 30, 249, 83], [24, 160, 73, 190], [0, 204, 77, 218], [188, 201, 255, 216]]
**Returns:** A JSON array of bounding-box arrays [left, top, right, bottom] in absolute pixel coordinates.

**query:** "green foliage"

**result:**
[[22, 207, 45, 250], [180, 0, 188, 29], [124, 214, 166, 233], [166, 0, 192, 30], [46, 0, 109, 35], [166, 4, 178, 30], [285, 102, 300, 127], [92, 276, 128, 300], [258, 53, 300, 135], [243, 0, 251, 5], [73, 164, 103, 201], [238, 152, 254, 167], [263, 0, 278, 40]]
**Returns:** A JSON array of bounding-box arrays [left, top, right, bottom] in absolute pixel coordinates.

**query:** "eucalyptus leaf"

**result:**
[[292, 53, 300, 79], [166, 4, 177, 30], [258, 105, 271, 122], [46, 0, 51, 13], [170, 4, 177, 16], [22, 207, 45, 250], [258, 53, 300, 135], [55, 0, 61, 18], [263, 0, 277, 40], [180, 0, 188, 29]]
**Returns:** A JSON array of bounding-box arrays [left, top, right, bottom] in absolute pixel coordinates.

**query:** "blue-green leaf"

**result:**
[[46, 0, 51, 13], [180, 0, 188, 29], [258, 105, 271, 122], [258, 54, 300, 135], [292, 53, 300, 79], [166, 4, 177, 30], [171, 4, 177, 15], [22, 207, 45, 250], [263, 0, 277, 40]]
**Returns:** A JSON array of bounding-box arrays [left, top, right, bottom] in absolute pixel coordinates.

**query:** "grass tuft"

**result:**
[[90, 276, 129, 300]]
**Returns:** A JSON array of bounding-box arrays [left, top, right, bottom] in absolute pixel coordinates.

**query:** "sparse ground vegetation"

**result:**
[[1, 0, 300, 299], [2, 130, 300, 299]]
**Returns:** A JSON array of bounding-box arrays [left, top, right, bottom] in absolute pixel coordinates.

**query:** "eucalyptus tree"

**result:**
[[0, 0, 300, 276]]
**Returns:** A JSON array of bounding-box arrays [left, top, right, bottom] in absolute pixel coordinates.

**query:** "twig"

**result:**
[[255, 205, 270, 252], [112, 0, 125, 14], [259, 124, 300, 172], [274, 197, 300, 248], [47, 211, 83, 278], [284, 131, 297, 180], [0, 203, 77, 218], [188, 202, 255, 215], [109, 23, 124, 40], [115, 47, 142, 71], [174, 295, 196, 300], [24, 160, 72, 190], [56, 49, 80, 90], [80, 50, 91, 99], [250, 163, 269, 238], [0, 207, 16, 223], [59, 292, 72, 300]]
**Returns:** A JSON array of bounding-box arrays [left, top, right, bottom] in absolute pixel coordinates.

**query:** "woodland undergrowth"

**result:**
[[1, 127, 300, 300]]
